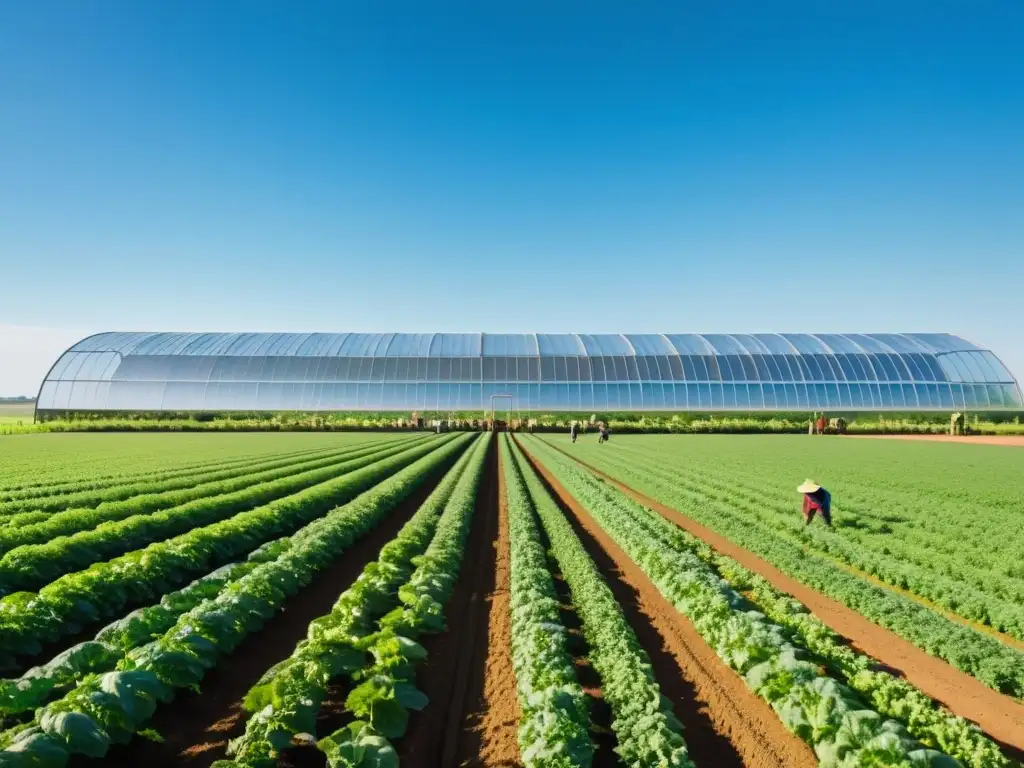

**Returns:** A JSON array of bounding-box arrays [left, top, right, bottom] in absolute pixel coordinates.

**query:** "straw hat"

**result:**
[[797, 479, 821, 494]]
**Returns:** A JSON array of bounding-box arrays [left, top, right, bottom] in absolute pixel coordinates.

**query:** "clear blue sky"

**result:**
[[2, 1, 1023, 395]]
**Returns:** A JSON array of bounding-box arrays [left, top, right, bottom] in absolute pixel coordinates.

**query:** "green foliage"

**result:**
[[541, 434, 1024, 699], [0, 437, 452, 659], [498, 435, 593, 768], [0, 434, 472, 764], [222, 435, 487, 767], [507, 437, 693, 768], [520, 436, 967, 767]]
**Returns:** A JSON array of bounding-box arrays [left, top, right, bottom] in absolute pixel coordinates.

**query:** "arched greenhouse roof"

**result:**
[[37, 332, 1023, 413]]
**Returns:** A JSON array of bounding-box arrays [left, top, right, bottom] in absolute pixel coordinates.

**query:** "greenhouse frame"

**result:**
[[36, 332, 1023, 415]]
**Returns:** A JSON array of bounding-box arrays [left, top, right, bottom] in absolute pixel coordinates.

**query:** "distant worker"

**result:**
[[598, 424, 609, 444], [798, 479, 832, 527], [436, 422, 442, 435], [816, 414, 826, 435], [570, 422, 578, 443]]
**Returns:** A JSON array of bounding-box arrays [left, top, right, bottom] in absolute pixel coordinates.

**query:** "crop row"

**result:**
[[0, 435, 459, 664], [508, 436, 694, 768], [0, 437, 423, 595], [612, 442, 1024, 640], [0, 434, 414, 526], [521, 436, 959, 768], [0, 433, 477, 765], [500, 435, 592, 767], [551, 439, 1024, 699], [0, 442, 346, 506], [220, 433, 488, 766], [530, 439, 1005, 767]]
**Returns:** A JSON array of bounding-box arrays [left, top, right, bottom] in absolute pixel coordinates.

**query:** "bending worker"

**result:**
[[797, 479, 832, 527]]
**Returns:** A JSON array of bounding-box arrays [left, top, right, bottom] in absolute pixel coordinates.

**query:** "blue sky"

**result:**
[[2, 1, 1023, 395]]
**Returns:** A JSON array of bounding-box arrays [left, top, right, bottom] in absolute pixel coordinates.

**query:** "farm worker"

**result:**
[[570, 422, 578, 443], [815, 415, 826, 435], [798, 479, 831, 527]]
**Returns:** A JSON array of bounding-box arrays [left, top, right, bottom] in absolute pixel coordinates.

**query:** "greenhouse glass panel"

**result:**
[[633, 356, 651, 381], [565, 356, 580, 382], [751, 354, 773, 381], [67, 382, 97, 410], [821, 383, 838, 408], [384, 358, 399, 381], [986, 385, 1005, 407], [679, 356, 699, 381], [693, 383, 709, 408], [566, 382, 581, 410], [592, 383, 609, 409], [641, 382, 661, 409], [935, 384, 954, 408], [621, 383, 636, 408], [482, 357, 496, 382], [899, 354, 928, 381], [782, 383, 798, 408], [576, 357, 592, 381], [533, 384, 551, 409], [960, 384, 981, 408], [540, 357, 557, 382], [1003, 385, 1022, 407], [664, 355, 683, 380], [710, 383, 727, 408], [764, 383, 780, 408], [622, 357, 639, 381], [555, 384, 570, 408], [732, 384, 749, 409], [553, 357, 568, 381]]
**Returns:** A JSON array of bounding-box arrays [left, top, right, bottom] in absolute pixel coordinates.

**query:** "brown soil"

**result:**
[[516, 438, 817, 768], [555, 449, 1024, 760], [851, 434, 1024, 446], [79, 459, 455, 768], [399, 436, 522, 768]]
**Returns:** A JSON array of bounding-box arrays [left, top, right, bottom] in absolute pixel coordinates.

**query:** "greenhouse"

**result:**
[[35, 332, 1023, 415]]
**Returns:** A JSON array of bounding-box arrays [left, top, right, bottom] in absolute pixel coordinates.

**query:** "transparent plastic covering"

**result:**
[[36, 332, 1023, 412]]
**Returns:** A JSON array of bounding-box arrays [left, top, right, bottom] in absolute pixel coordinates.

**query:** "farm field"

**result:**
[[0, 432, 1020, 767]]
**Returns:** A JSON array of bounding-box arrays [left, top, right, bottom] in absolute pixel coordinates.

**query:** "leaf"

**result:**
[[38, 710, 109, 758]]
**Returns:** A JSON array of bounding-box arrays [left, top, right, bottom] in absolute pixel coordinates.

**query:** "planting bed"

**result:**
[[0, 431, 1021, 767]]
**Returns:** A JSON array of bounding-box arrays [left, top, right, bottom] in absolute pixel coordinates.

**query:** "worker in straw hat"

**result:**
[[797, 479, 832, 527]]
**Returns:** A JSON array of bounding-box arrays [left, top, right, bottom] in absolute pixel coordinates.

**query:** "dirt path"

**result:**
[[399, 437, 521, 768], [547, 446, 1024, 760], [516, 439, 817, 768], [851, 434, 1024, 446], [82, 461, 455, 768]]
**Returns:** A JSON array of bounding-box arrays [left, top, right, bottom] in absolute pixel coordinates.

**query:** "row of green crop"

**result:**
[[538, 437, 1024, 699], [0, 438, 471, 720], [520, 436, 961, 767], [616, 439, 1024, 595], [0, 435, 459, 666], [0, 437, 426, 595], [500, 436, 592, 767], [507, 436, 694, 767], [0, 443, 337, 503], [0, 437, 411, 541], [565, 436, 1024, 696], [219, 433, 487, 767], [0, 434, 476, 765], [0, 434, 410, 519], [528, 438, 1007, 766], [609, 441, 1024, 640], [0, 434, 330, 487]]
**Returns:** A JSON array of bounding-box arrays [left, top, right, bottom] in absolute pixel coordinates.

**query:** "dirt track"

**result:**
[[517, 439, 818, 768], [550, 448, 1024, 760], [851, 434, 1024, 446], [83, 461, 454, 768]]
